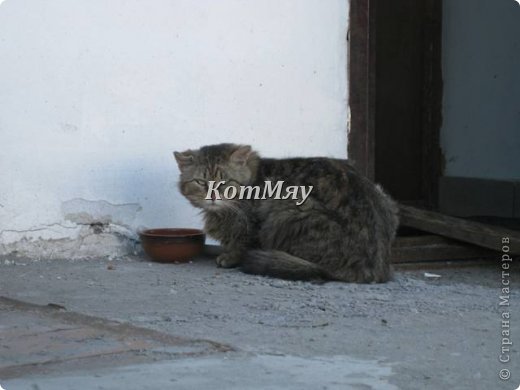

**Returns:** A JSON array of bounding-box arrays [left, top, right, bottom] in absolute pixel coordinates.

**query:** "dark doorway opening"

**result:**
[[348, 0, 442, 209]]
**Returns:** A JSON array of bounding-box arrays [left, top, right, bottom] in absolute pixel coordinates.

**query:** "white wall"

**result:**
[[0, 0, 349, 258], [441, 0, 520, 180]]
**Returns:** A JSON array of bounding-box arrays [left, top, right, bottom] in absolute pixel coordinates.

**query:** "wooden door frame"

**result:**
[[348, 0, 443, 209], [348, 0, 376, 180]]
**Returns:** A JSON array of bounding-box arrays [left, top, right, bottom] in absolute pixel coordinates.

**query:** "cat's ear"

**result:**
[[230, 145, 252, 166], [173, 150, 195, 170]]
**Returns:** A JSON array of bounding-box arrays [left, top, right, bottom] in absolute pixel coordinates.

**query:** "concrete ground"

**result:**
[[0, 254, 518, 390]]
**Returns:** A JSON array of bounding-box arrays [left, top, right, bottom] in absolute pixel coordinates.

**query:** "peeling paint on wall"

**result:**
[[0, 222, 141, 260], [0, 199, 143, 259], [0, 225, 141, 260]]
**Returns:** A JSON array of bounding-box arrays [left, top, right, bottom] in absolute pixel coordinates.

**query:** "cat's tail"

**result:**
[[240, 250, 336, 282]]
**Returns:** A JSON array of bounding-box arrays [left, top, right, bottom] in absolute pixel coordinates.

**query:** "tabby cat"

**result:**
[[174, 143, 398, 283]]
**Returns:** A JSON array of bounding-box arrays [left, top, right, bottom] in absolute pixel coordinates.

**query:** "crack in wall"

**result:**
[[62, 198, 142, 226], [0, 222, 79, 236]]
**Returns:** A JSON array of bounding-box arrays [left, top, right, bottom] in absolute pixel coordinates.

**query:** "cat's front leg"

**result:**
[[204, 208, 254, 268], [215, 227, 249, 268]]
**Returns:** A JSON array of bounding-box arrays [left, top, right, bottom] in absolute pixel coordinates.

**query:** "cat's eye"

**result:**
[[194, 179, 206, 186]]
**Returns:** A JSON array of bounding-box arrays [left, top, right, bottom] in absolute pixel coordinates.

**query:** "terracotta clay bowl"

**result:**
[[139, 228, 205, 263]]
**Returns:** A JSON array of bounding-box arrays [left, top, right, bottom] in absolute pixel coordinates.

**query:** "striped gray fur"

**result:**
[[174, 143, 398, 283]]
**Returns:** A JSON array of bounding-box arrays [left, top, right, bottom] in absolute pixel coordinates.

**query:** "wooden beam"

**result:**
[[399, 205, 520, 255], [395, 259, 497, 271], [206, 236, 495, 265], [391, 235, 495, 263]]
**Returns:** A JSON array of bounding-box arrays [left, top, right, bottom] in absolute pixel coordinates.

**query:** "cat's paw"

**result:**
[[216, 253, 242, 268]]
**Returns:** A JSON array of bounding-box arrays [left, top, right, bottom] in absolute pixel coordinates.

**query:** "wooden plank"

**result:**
[[515, 181, 520, 218], [391, 235, 495, 263], [399, 205, 520, 255], [393, 234, 452, 247], [395, 258, 496, 271], [206, 236, 493, 265]]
